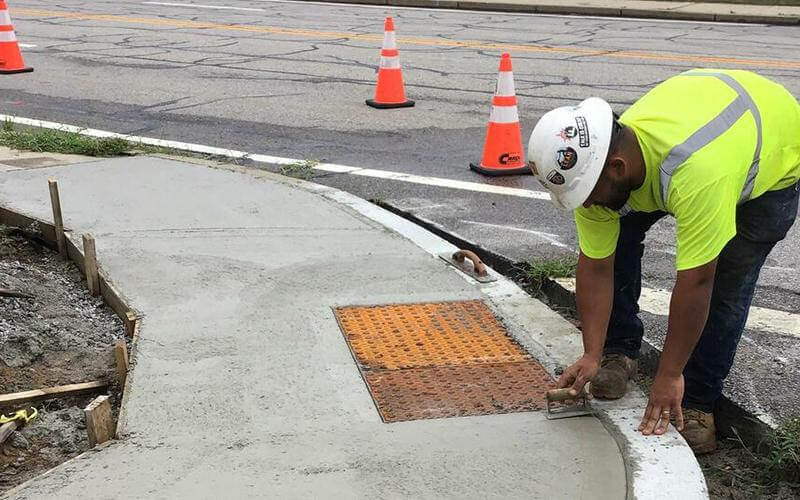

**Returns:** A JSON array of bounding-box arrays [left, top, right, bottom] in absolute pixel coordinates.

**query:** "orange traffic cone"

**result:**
[[366, 17, 413, 109], [0, 0, 32, 74], [470, 53, 528, 176]]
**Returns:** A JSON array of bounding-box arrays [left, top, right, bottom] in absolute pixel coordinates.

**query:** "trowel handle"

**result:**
[[546, 387, 589, 401], [452, 250, 488, 277]]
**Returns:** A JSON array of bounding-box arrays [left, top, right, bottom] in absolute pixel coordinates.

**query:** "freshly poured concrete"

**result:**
[[0, 157, 626, 499]]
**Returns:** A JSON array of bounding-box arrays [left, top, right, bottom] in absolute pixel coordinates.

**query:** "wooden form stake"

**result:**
[[124, 311, 137, 337], [83, 233, 100, 296], [84, 395, 113, 448], [114, 340, 129, 388], [48, 179, 66, 257]]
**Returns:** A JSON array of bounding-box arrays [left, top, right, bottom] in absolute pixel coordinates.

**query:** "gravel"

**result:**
[[0, 224, 126, 493]]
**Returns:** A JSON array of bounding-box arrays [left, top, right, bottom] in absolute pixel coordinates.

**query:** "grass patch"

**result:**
[[279, 159, 318, 180], [0, 127, 131, 157], [758, 417, 800, 485], [525, 254, 577, 282], [0, 122, 194, 158]]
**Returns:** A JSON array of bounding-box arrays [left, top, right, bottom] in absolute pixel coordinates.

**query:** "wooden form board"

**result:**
[[0, 381, 108, 409]]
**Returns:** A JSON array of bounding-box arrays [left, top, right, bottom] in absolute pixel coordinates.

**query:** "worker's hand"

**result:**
[[557, 354, 600, 396], [639, 373, 685, 435]]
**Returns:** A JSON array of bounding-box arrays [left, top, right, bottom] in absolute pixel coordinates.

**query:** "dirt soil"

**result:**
[[699, 440, 799, 500], [0, 224, 126, 493]]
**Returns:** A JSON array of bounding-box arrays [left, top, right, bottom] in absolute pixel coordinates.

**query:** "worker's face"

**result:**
[[582, 169, 630, 211]]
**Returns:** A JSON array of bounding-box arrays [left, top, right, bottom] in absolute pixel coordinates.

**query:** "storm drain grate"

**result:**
[[335, 300, 556, 423]]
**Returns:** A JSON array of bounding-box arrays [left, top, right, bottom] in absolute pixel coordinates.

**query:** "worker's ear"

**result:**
[[606, 156, 627, 180]]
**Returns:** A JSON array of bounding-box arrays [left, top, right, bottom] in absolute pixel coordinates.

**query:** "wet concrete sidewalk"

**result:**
[[0, 155, 704, 498]]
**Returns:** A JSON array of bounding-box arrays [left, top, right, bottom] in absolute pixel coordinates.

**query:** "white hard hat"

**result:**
[[527, 97, 614, 210]]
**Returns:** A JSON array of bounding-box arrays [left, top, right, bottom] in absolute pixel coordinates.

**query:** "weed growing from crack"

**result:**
[[279, 159, 318, 180], [759, 417, 800, 485], [523, 254, 578, 293]]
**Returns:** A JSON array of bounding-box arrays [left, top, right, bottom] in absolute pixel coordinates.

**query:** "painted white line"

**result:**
[[18, 43, 37, 48], [0, 114, 551, 201], [460, 219, 572, 249], [555, 277, 800, 338], [247, 0, 759, 26], [143, 1, 266, 11]]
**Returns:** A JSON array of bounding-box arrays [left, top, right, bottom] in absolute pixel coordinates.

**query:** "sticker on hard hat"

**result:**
[[547, 170, 565, 185], [557, 126, 577, 142], [575, 116, 590, 148], [555, 147, 577, 170]]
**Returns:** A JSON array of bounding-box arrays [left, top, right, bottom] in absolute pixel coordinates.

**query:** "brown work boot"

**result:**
[[679, 408, 717, 455], [591, 353, 638, 399]]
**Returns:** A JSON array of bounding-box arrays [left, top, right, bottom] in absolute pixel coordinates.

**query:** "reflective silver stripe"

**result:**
[[659, 72, 762, 207]]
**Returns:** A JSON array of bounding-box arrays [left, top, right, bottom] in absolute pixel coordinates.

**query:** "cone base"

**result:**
[[0, 67, 34, 75], [366, 99, 415, 109], [470, 162, 531, 177]]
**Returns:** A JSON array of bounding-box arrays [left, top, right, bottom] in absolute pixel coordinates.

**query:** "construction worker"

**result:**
[[527, 69, 800, 454]]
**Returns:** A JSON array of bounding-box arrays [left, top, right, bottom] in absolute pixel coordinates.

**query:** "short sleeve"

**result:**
[[671, 177, 738, 271], [574, 206, 620, 259]]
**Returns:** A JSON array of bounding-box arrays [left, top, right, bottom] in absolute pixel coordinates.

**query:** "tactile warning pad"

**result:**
[[335, 300, 556, 423], [365, 363, 555, 422], [335, 300, 531, 370]]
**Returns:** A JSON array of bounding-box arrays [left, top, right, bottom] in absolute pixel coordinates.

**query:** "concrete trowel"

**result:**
[[545, 387, 593, 420]]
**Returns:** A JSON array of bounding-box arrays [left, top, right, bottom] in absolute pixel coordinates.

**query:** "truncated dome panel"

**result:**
[[335, 300, 556, 422]]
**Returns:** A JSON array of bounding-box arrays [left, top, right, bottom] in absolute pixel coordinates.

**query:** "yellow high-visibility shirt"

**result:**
[[575, 69, 800, 270]]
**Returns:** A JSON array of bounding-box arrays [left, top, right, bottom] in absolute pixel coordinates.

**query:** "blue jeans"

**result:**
[[604, 181, 800, 411]]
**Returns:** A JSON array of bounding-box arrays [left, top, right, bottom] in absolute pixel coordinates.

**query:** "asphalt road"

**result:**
[[3, 0, 800, 420]]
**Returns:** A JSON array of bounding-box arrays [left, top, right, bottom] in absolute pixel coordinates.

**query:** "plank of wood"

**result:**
[[0, 420, 20, 445], [114, 340, 129, 388], [0, 381, 108, 408], [0, 288, 33, 299], [83, 233, 100, 296], [48, 179, 66, 257], [84, 395, 113, 448]]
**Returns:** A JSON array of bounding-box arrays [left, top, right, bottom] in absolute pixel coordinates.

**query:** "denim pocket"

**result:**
[[736, 183, 800, 243]]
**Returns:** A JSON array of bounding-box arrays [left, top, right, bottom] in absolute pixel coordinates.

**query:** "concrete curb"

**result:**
[[296, 0, 800, 25]]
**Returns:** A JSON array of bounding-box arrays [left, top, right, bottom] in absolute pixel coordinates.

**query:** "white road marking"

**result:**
[[246, 0, 760, 26], [143, 1, 266, 12], [0, 114, 551, 200], [18, 43, 37, 48], [460, 220, 572, 249], [763, 265, 797, 273], [554, 277, 800, 338]]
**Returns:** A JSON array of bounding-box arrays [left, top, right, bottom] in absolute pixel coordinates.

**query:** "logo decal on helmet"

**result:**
[[555, 147, 578, 170], [575, 116, 590, 148], [557, 126, 577, 142], [547, 170, 565, 185]]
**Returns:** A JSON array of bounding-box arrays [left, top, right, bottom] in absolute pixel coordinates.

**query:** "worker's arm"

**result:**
[[557, 251, 615, 395], [639, 258, 717, 436]]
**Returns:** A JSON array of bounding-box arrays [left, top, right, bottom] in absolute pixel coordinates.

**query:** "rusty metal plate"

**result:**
[[365, 362, 556, 422], [334, 300, 530, 370]]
